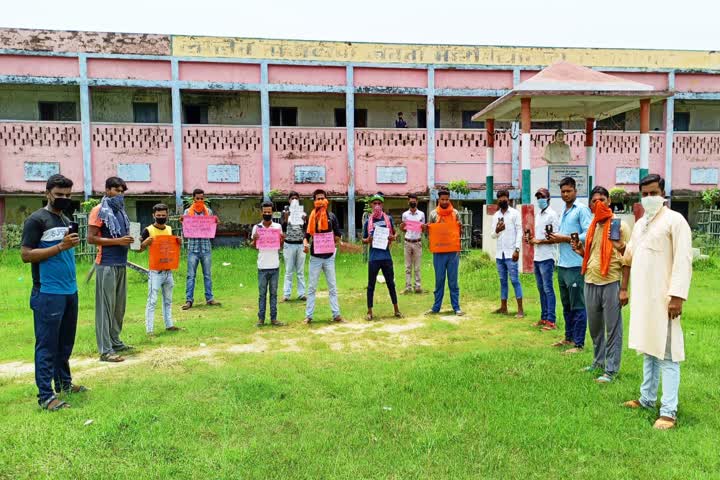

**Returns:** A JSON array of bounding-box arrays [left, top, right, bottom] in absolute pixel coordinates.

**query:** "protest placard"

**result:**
[[313, 232, 335, 254], [256, 228, 281, 250], [182, 215, 217, 238], [428, 222, 461, 253], [372, 226, 390, 250], [149, 236, 180, 270], [404, 219, 423, 233]]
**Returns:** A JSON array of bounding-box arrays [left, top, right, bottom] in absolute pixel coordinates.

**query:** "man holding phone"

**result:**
[[571, 186, 630, 383], [547, 177, 592, 353], [21, 174, 87, 411], [529, 188, 560, 329], [490, 189, 525, 318]]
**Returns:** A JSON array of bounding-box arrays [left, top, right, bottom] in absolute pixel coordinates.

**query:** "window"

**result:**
[[417, 109, 440, 128], [38, 102, 77, 121], [334, 108, 368, 128], [184, 105, 209, 124], [597, 113, 626, 131], [462, 111, 485, 129], [133, 103, 159, 123], [270, 107, 298, 126], [674, 112, 690, 132]]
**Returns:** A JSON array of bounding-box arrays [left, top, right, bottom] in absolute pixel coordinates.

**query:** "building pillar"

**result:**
[[260, 62, 271, 202], [639, 98, 651, 180], [78, 54, 92, 200], [346, 66, 356, 241], [520, 98, 532, 204], [427, 66, 436, 210], [171, 59, 184, 212], [486, 118, 495, 204], [664, 71, 675, 201], [585, 118, 595, 191], [511, 68, 521, 190]]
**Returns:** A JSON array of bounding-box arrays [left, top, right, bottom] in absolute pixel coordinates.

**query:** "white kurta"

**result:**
[[623, 207, 693, 362]]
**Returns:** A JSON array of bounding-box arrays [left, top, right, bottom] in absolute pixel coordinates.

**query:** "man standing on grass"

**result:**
[[140, 203, 182, 337], [303, 189, 345, 324], [281, 191, 307, 302], [88, 177, 134, 363], [182, 188, 221, 310], [571, 186, 630, 383], [362, 192, 402, 320], [547, 177, 592, 354], [21, 174, 87, 410], [400, 193, 425, 294], [619, 174, 692, 430], [490, 189, 525, 318], [425, 188, 464, 316], [252, 201, 286, 327], [529, 188, 560, 330]]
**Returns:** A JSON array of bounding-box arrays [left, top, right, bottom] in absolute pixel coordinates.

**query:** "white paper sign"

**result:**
[[130, 222, 142, 251], [372, 226, 390, 250], [289, 200, 305, 226]]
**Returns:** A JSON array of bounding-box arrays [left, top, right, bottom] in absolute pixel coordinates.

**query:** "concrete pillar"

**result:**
[[664, 72, 675, 201], [346, 66, 356, 241], [639, 98, 651, 180], [78, 54, 92, 200], [260, 62, 271, 201], [585, 118, 595, 191], [511, 68, 521, 190], [486, 118, 495, 203], [427, 66, 436, 210], [520, 98, 532, 204], [171, 59, 184, 212]]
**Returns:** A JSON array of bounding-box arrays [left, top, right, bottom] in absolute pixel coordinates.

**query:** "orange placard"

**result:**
[[149, 235, 180, 271], [428, 222, 461, 253]]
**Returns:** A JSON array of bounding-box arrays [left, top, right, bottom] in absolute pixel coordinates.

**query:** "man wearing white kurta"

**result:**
[[617, 174, 692, 430]]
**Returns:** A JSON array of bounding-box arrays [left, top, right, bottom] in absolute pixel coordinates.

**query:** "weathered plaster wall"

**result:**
[[91, 88, 172, 123], [182, 92, 260, 125], [0, 85, 80, 120], [0, 28, 170, 55]]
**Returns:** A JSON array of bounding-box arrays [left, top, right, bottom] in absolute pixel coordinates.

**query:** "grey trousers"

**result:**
[[585, 281, 623, 375], [95, 265, 128, 355]]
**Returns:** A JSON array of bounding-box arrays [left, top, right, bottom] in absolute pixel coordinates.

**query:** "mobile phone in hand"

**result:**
[[68, 222, 79, 235], [570, 232, 579, 244], [545, 224, 553, 234], [610, 219, 621, 241]]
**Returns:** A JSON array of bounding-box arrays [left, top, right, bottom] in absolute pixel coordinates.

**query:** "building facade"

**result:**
[[1, 28, 720, 238]]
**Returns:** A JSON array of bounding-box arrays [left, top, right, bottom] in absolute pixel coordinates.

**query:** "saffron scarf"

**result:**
[[582, 202, 614, 277], [307, 199, 329, 235], [435, 201, 457, 223], [192, 200, 210, 216]]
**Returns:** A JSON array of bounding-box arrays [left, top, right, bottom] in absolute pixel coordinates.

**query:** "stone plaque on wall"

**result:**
[[615, 167, 640, 185], [117, 163, 151, 182], [690, 168, 719, 185], [24, 162, 60, 182], [376, 166, 408, 184], [548, 165, 588, 197], [208, 165, 240, 183], [294, 166, 326, 184]]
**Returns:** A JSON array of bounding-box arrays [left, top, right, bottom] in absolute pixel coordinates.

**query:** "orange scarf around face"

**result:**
[[307, 199, 329, 235], [435, 201, 456, 222], [582, 202, 614, 277], [192, 200, 210, 216]]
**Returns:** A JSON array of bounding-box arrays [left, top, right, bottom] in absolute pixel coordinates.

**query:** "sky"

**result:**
[[3, 0, 719, 51]]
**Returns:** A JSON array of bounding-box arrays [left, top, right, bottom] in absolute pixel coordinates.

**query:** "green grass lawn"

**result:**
[[0, 247, 719, 479]]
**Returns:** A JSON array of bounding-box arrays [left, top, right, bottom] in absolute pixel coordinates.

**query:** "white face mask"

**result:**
[[641, 195, 665, 220]]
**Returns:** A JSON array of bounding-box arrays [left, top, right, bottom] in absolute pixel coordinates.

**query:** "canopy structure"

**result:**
[[473, 62, 672, 203]]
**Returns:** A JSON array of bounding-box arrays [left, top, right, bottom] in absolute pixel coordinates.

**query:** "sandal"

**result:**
[[100, 353, 125, 363], [595, 374, 613, 384], [303, 317, 312, 324], [61, 384, 88, 394], [366, 314, 373, 321], [653, 416, 677, 430], [41, 397, 70, 411], [394, 311, 404, 318], [623, 399, 645, 409]]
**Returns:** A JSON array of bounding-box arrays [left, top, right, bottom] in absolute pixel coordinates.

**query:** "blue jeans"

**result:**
[[258, 268, 279, 322], [186, 251, 214, 303], [145, 270, 174, 333], [283, 243, 306, 299], [432, 252, 460, 312], [305, 254, 341, 319], [30, 289, 78, 404], [639, 326, 680, 419], [496, 255, 523, 300], [533, 259, 556, 322]]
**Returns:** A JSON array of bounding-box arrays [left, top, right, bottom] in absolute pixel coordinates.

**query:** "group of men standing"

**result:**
[[491, 173, 692, 429]]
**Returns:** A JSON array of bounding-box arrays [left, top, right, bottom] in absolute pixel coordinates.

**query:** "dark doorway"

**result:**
[[136, 201, 157, 229]]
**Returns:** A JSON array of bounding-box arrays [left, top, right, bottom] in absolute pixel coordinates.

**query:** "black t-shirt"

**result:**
[[305, 212, 342, 259]]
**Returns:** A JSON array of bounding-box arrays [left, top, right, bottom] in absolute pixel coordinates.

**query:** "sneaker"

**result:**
[[271, 320, 286, 326], [455, 310, 465, 316], [425, 309, 439, 315]]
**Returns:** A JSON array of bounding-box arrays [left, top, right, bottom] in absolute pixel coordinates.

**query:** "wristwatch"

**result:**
[[514, 248, 520, 253]]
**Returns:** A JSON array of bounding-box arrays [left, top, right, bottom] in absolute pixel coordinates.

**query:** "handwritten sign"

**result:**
[[372, 226, 390, 250], [182, 215, 217, 238], [289, 200, 305, 226], [428, 223, 461, 253], [256, 228, 281, 250], [313, 232, 335, 255], [149, 236, 180, 271], [129, 222, 141, 251], [405, 220, 423, 233]]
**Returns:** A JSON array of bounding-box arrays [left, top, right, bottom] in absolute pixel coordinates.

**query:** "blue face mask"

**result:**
[[537, 198, 549, 210], [108, 195, 125, 212]]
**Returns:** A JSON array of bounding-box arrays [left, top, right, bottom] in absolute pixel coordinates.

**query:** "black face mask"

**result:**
[[498, 200, 509, 210], [263, 214, 273, 222], [155, 217, 168, 225], [50, 196, 72, 211], [409, 202, 418, 208]]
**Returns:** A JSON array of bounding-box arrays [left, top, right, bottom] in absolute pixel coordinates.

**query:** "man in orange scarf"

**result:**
[[572, 186, 630, 383], [425, 188, 464, 316]]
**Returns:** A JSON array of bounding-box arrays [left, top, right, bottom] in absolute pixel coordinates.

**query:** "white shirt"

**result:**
[[251, 222, 283, 270], [490, 207, 522, 259], [533, 207, 560, 262], [401, 209, 426, 241]]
